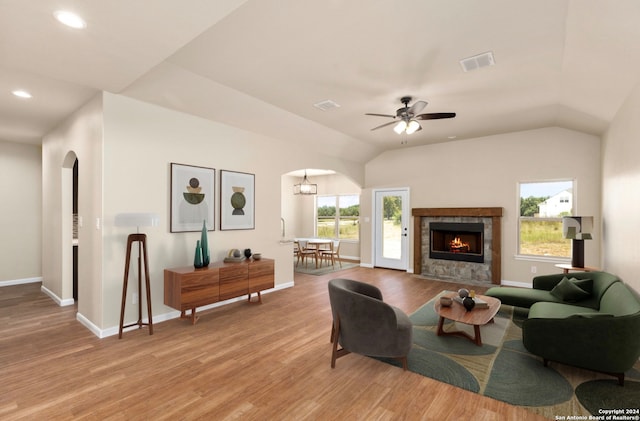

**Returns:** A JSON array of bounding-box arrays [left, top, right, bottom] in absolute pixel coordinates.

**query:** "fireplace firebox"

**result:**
[[430, 222, 484, 263]]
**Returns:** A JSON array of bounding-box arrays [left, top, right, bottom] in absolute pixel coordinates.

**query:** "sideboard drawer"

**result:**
[[219, 264, 249, 301]]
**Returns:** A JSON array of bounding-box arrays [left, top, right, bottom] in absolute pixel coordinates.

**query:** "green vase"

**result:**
[[200, 220, 210, 266], [194, 240, 203, 268]]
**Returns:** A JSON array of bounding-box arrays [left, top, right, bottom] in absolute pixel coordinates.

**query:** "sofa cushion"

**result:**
[[599, 281, 640, 316], [528, 301, 600, 319], [550, 277, 591, 302], [569, 277, 593, 294], [485, 286, 564, 309]]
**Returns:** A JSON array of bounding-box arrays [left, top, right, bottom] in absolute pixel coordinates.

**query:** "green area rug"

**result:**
[[380, 291, 640, 418], [294, 261, 359, 276]]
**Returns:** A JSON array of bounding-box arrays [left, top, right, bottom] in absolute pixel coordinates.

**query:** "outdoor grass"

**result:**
[[520, 219, 570, 257], [317, 220, 359, 239]]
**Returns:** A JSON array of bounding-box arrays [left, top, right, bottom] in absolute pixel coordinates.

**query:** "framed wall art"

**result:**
[[170, 163, 215, 232], [220, 170, 255, 230]]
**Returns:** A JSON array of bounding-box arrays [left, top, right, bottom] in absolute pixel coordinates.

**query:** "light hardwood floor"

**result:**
[[1, 267, 546, 420]]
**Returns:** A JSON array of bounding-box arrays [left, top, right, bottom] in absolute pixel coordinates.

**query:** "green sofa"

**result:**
[[486, 271, 640, 385]]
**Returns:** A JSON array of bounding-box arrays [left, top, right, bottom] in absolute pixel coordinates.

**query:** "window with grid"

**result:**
[[316, 195, 359, 240], [518, 180, 574, 258]]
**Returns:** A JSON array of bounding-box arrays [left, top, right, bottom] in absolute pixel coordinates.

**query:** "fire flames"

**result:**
[[449, 236, 470, 253]]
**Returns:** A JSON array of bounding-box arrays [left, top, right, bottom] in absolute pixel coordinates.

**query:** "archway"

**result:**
[[281, 169, 362, 263], [61, 151, 78, 305]]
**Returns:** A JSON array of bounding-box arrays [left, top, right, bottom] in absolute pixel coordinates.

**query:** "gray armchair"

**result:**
[[328, 278, 413, 370]]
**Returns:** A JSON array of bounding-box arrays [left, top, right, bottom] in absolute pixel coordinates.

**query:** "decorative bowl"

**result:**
[[252, 253, 262, 260], [183, 192, 204, 204], [440, 296, 453, 307]]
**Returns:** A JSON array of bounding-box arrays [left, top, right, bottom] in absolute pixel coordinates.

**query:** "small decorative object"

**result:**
[[458, 288, 470, 299], [440, 296, 453, 307], [194, 240, 204, 268], [252, 253, 262, 260], [200, 220, 210, 267], [244, 248, 252, 259], [463, 295, 476, 311], [223, 249, 245, 263]]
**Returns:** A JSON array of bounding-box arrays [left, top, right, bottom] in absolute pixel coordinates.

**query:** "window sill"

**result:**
[[514, 255, 570, 264]]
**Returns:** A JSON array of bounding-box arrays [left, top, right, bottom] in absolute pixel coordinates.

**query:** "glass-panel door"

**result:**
[[374, 189, 409, 270]]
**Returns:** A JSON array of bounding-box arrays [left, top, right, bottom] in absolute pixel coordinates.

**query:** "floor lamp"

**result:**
[[115, 212, 159, 339], [562, 216, 593, 268]]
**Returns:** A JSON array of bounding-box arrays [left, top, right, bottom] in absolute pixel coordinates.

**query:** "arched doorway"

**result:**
[[61, 151, 78, 305], [281, 169, 362, 264]]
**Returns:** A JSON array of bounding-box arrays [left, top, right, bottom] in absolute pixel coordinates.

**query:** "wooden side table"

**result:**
[[554, 264, 600, 274]]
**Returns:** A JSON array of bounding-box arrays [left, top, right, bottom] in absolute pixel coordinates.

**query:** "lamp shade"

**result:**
[[562, 216, 593, 240], [115, 213, 160, 228]]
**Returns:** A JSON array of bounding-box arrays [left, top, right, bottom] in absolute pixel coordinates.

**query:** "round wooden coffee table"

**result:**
[[434, 292, 501, 346]]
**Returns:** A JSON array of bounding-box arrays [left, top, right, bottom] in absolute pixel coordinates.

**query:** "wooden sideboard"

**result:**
[[164, 258, 274, 324]]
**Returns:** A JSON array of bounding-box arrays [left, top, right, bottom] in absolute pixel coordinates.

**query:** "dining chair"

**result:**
[[321, 240, 341, 268], [296, 240, 316, 268]]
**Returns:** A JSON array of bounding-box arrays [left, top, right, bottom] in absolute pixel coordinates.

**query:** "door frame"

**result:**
[[372, 188, 410, 271]]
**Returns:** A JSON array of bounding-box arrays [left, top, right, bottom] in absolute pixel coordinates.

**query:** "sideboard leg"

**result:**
[[247, 291, 262, 304]]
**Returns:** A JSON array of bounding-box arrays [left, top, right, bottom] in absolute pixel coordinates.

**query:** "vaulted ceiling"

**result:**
[[2, 0, 640, 162]]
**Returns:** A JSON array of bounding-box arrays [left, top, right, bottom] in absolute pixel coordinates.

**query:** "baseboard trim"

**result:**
[[500, 279, 531, 288], [0, 276, 42, 287], [76, 312, 103, 338], [92, 281, 295, 339], [41, 284, 75, 306]]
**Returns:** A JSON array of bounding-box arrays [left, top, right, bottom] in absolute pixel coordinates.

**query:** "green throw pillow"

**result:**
[[550, 277, 591, 302], [569, 277, 593, 294]]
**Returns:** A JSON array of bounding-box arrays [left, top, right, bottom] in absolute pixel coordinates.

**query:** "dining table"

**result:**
[[294, 237, 333, 268]]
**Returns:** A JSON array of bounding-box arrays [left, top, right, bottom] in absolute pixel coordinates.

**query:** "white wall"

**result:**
[[602, 82, 640, 293], [0, 141, 41, 283], [42, 95, 104, 323], [363, 127, 602, 284], [99, 93, 364, 331]]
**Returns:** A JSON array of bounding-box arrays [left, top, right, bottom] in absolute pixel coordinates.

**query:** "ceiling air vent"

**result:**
[[460, 51, 495, 72], [313, 99, 341, 111]]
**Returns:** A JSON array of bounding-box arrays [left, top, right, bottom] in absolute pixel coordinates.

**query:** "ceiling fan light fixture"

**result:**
[[406, 120, 420, 134], [393, 120, 407, 134]]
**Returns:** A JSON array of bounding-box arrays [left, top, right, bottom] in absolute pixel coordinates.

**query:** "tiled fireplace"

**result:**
[[412, 208, 503, 285]]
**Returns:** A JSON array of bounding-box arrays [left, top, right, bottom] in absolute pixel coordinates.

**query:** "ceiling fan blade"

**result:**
[[415, 112, 456, 120], [370, 120, 398, 131], [365, 113, 396, 118], [408, 100, 427, 115]]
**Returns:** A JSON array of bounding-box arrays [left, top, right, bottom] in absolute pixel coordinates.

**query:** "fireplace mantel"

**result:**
[[412, 207, 503, 284]]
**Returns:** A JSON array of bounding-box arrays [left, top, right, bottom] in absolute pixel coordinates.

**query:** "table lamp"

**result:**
[[115, 212, 159, 338], [562, 216, 593, 268]]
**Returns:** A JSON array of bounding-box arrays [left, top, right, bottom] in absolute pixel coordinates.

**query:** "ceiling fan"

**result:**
[[366, 96, 456, 134]]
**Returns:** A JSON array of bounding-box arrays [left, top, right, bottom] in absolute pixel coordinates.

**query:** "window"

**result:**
[[316, 195, 359, 240], [518, 180, 574, 258]]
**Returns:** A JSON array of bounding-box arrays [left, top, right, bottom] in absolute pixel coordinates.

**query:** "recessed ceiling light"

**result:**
[[448, 135, 457, 139], [12, 90, 32, 99], [54, 10, 87, 29]]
